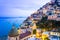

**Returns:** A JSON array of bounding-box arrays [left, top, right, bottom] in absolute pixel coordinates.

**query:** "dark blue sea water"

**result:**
[[0, 17, 26, 36]]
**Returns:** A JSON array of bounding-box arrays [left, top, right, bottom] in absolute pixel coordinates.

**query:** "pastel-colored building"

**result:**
[[31, 13, 42, 21], [48, 14, 57, 20]]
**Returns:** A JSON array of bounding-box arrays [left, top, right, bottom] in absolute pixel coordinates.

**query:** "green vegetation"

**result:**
[[33, 29, 36, 34], [36, 16, 60, 31], [45, 37, 50, 40]]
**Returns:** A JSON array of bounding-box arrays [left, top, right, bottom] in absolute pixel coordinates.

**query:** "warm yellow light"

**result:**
[[32, 23, 37, 30], [42, 29, 46, 32], [41, 34, 48, 40], [36, 33, 40, 38], [17, 29, 20, 34], [36, 31, 42, 38]]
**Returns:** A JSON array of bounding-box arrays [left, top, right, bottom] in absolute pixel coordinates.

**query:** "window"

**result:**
[[56, 0, 60, 6], [49, 13, 52, 15]]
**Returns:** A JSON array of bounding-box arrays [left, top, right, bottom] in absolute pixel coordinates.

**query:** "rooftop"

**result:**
[[19, 31, 31, 39], [8, 26, 19, 37]]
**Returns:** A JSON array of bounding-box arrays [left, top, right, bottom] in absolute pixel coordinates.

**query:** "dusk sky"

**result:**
[[0, 0, 51, 17]]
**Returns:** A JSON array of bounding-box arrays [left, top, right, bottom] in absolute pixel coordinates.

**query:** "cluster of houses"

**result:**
[[39, 0, 60, 21], [8, 0, 60, 40], [28, 0, 60, 21]]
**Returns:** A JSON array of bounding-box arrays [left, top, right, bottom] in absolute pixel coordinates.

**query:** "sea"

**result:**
[[0, 17, 27, 40]]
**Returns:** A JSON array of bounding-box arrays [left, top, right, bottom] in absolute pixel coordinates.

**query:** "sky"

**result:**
[[0, 0, 51, 17]]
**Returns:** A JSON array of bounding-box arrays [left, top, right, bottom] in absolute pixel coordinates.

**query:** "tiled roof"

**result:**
[[19, 31, 31, 39]]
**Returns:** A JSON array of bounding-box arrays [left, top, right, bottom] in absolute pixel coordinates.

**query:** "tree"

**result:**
[[33, 29, 36, 34], [36, 15, 60, 31]]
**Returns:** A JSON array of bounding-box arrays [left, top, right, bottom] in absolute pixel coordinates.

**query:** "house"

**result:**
[[48, 14, 57, 20], [49, 28, 60, 37], [56, 0, 60, 6], [31, 13, 42, 21]]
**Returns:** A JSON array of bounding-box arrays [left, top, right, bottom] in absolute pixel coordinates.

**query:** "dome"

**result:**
[[8, 26, 19, 37]]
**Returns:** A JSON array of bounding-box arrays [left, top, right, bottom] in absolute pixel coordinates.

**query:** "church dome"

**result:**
[[8, 26, 19, 37]]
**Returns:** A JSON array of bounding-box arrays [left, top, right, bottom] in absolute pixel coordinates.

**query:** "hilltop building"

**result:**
[[31, 0, 60, 21], [39, 0, 60, 21]]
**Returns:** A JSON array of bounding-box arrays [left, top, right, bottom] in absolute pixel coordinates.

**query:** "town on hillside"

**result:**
[[8, 0, 60, 40]]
